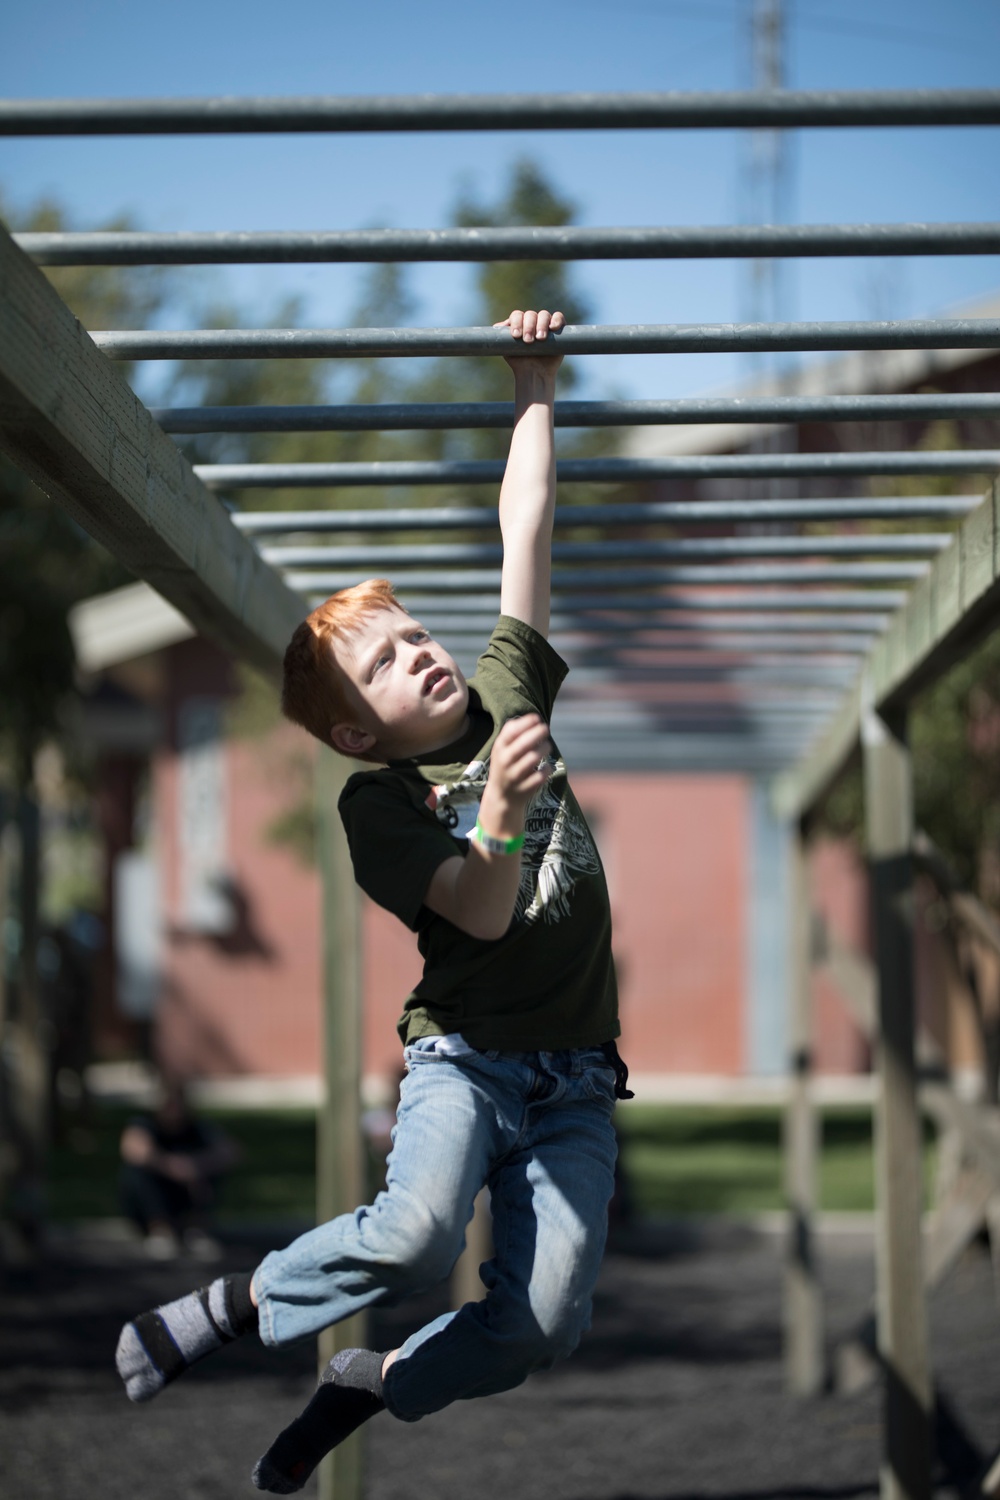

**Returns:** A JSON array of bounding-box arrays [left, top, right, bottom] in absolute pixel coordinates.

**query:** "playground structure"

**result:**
[[1, 88, 1000, 1500]]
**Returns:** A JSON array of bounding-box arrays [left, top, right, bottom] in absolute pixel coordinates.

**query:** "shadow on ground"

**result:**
[[1, 1218, 997, 1499]]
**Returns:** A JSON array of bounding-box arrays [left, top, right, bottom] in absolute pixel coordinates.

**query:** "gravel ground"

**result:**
[[2, 1216, 998, 1500]]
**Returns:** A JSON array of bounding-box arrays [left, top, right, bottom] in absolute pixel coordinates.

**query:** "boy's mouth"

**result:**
[[422, 667, 450, 695]]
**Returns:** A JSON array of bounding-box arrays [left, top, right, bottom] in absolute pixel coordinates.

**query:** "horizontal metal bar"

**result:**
[[19, 222, 1000, 266], [554, 749, 813, 773], [557, 697, 841, 717], [421, 611, 883, 639], [564, 663, 857, 682], [528, 655, 862, 678], [3, 89, 999, 135], [152, 394, 1000, 432], [286, 563, 927, 590], [95, 319, 1000, 361], [552, 741, 820, 762], [560, 704, 843, 723], [556, 707, 828, 726], [562, 697, 851, 716], [260, 535, 948, 568], [231, 496, 978, 534], [554, 753, 803, 773], [549, 725, 819, 740], [200, 453, 998, 487], [436, 626, 872, 654], [554, 716, 825, 734], [557, 751, 816, 773], [555, 721, 831, 742], [366, 590, 908, 614]]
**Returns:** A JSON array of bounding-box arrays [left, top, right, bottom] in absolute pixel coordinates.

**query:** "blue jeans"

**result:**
[[253, 1044, 618, 1422]]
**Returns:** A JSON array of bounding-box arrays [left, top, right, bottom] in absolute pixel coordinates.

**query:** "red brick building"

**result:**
[[71, 587, 871, 1100]]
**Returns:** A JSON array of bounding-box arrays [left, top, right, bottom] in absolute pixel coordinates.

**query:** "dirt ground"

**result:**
[[2, 1216, 998, 1500]]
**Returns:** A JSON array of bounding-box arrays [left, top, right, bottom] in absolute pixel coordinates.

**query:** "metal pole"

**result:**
[[93, 317, 1000, 360], [315, 747, 366, 1500], [783, 818, 824, 1396], [554, 664, 858, 685], [432, 627, 876, 653], [17, 221, 1000, 265], [151, 394, 1000, 432], [2, 88, 999, 134], [260, 536, 948, 570], [349, 590, 910, 614], [196, 453, 1000, 487], [410, 607, 888, 633], [231, 497, 979, 534], [861, 699, 933, 1500], [285, 563, 928, 592]]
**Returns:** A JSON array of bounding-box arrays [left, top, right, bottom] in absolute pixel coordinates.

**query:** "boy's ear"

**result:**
[[330, 722, 376, 757]]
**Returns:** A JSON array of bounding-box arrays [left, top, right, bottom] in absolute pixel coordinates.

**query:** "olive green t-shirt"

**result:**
[[338, 615, 619, 1050]]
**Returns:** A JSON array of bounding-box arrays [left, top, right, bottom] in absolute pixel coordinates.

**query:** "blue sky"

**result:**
[[1, 0, 998, 398]]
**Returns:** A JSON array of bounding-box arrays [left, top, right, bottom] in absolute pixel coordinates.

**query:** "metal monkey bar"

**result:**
[[2, 86, 1000, 1500]]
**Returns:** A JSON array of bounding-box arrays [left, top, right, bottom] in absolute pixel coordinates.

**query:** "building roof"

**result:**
[[69, 580, 195, 673], [624, 290, 1000, 460]]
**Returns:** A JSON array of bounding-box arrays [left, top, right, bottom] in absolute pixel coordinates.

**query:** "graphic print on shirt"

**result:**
[[424, 755, 600, 924]]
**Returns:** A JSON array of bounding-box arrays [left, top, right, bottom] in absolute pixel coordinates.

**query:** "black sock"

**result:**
[[252, 1348, 386, 1494], [226, 1272, 258, 1333], [116, 1271, 258, 1402]]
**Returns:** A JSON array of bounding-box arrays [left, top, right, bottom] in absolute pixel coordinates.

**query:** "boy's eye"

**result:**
[[372, 652, 391, 674]]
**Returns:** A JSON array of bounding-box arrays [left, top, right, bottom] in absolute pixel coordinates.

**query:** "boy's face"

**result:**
[[330, 607, 470, 761]]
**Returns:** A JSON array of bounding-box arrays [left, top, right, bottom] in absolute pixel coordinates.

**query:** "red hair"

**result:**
[[281, 578, 409, 751]]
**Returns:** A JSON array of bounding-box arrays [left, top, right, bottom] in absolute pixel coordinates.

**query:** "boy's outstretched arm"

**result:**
[[424, 310, 563, 941], [495, 308, 564, 639]]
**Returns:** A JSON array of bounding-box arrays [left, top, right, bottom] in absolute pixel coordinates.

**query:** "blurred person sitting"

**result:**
[[119, 1079, 240, 1260]]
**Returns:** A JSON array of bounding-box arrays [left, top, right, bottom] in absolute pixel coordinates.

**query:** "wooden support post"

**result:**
[[783, 819, 824, 1395], [13, 789, 46, 1249], [0, 812, 15, 1255], [315, 747, 366, 1500], [863, 700, 933, 1500]]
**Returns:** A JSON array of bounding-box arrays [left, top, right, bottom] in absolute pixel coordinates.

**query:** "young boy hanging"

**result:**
[[115, 308, 632, 1492]]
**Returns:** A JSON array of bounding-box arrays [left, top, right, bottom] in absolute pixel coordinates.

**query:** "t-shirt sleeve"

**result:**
[[339, 772, 461, 931], [474, 615, 569, 721]]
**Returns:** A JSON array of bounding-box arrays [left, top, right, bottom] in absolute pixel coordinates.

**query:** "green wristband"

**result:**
[[471, 819, 525, 856]]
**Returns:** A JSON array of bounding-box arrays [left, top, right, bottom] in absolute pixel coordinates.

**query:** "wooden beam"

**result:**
[[772, 479, 1000, 822], [315, 747, 366, 1500], [0, 221, 305, 676], [783, 823, 824, 1396], [921, 1085, 1000, 1192], [914, 830, 1000, 960], [834, 1160, 998, 1397], [863, 706, 933, 1500]]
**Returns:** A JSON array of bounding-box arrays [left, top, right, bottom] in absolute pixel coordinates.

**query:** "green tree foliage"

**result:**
[[396, 159, 616, 531], [816, 416, 1000, 901], [911, 631, 1000, 894], [411, 161, 601, 450]]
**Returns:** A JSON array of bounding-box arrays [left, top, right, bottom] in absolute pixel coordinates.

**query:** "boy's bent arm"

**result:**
[[496, 311, 563, 639], [423, 712, 552, 941]]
